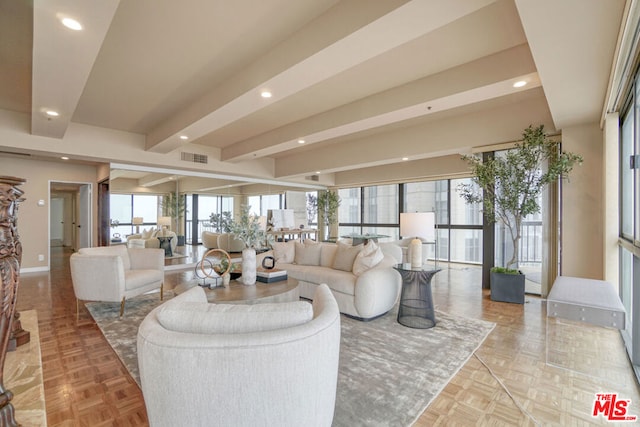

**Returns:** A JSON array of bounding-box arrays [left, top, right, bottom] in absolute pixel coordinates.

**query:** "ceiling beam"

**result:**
[[144, 0, 497, 154], [31, 0, 119, 138]]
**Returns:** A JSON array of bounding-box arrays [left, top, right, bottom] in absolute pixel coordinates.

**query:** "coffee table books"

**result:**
[[256, 268, 288, 283]]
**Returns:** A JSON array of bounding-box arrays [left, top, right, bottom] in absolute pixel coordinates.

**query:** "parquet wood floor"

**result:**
[[14, 247, 640, 426]]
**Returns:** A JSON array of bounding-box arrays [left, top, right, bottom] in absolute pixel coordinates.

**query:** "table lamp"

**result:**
[[158, 216, 172, 235], [400, 212, 435, 269], [132, 217, 144, 234]]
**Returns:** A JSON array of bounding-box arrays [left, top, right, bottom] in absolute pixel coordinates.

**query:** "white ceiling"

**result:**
[[0, 0, 627, 187]]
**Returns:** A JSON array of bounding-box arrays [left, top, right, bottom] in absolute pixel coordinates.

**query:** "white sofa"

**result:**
[[201, 231, 244, 252], [70, 245, 165, 317], [128, 228, 178, 253], [137, 284, 341, 427], [257, 240, 402, 320]]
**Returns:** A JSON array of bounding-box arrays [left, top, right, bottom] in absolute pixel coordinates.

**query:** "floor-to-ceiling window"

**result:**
[[109, 194, 159, 239], [619, 70, 640, 374], [337, 179, 482, 264], [185, 194, 234, 244]]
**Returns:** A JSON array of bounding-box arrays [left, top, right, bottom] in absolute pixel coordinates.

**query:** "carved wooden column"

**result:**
[[0, 176, 25, 427]]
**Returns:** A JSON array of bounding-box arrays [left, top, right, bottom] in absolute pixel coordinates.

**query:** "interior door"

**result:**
[[50, 197, 64, 246], [77, 184, 91, 249]]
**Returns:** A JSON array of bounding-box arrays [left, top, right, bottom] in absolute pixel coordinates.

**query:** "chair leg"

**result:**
[[119, 297, 126, 318], [76, 298, 80, 322], [160, 283, 164, 301]]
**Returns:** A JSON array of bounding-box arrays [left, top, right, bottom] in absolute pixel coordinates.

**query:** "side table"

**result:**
[[157, 236, 173, 257], [394, 264, 441, 329]]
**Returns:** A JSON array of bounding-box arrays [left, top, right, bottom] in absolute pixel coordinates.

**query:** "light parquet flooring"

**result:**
[[14, 247, 640, 426]]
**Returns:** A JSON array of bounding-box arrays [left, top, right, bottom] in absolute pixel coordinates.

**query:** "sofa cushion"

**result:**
[[294, 241, 322, 266], [332, 243, 362, 272], [353, 241, 384, 276], [125, 269, 164, 290], [320, 244, 338, 268], [141, 228, 153, 239], [156, 299, 313, 334], [272, 241, 295, 264]]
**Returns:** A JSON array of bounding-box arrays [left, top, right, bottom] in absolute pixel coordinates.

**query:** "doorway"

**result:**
[[49, 181, 92, 255]]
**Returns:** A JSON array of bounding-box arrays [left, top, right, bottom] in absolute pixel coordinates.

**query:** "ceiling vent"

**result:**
[[181, 152, 208, 164], [0, 150, 31, 158], [305, 175, 319, 181]]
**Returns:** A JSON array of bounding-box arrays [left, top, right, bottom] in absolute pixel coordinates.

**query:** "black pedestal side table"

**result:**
[[394, 265, 441, 329], [158, 236, 173, 257]]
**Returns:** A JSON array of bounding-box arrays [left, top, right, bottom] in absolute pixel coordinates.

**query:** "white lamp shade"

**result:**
[[158, 216, 172, 227], [132, 217, 144, 225], [400, 212, 435, 241]]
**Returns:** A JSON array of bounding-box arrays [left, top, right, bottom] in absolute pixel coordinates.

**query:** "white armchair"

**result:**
[[70, 245, 164, 318], [137, 284, 341, 427]]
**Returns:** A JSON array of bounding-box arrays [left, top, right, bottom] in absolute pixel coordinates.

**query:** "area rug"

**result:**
[[87, 293, 495, 426]]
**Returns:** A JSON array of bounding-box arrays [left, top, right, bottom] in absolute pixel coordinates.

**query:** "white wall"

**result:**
[[561, 123, 604, 279], [0, 157, 99, 270]]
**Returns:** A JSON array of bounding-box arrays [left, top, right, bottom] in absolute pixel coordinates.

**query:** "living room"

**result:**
[[0, 0, 638, 425]]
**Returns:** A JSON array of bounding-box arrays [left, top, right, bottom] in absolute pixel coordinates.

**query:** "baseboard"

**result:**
[[20, 266, 49, 273]]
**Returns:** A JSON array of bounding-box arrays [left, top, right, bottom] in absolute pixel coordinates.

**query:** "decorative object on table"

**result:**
[[307, 190, 341, 241], [198, 249, 232, 288], [160, 192, 188, 246], [399, 212, 435, 269], [110, 219, 121, 242], [459, 124, 582, 303], [261, 256, 275, 269], [132, 217, 144, 234], [229, 205, 272, 285], [256, 268, 288, 283], [0, 175, 26, 425]]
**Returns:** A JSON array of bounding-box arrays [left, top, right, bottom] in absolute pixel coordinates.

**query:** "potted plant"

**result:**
[[228, 205, 272, 285], [308, 190, 341, 241], [160, 192, 188, 246], [209, 211, 233, 233], [458, 125, 582, 303]]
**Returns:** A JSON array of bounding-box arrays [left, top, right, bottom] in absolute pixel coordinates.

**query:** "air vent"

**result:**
[[305, 175, 319, 181], [0, 151, 31, 158], [181, 152, 208, 164]]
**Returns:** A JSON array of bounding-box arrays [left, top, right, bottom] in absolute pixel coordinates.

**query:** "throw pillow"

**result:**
[[294, 241, 322, 266], [141, 228, 153, 239], [353, 241, 385, 275], [271, 241, 295, 264], [157, 299, 313, 334], [331, 242, 363, 272]]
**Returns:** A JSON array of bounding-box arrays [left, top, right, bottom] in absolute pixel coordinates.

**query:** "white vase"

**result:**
[[241, 248, 257, 285]]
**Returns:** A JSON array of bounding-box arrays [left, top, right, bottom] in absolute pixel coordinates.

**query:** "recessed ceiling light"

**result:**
[[513, 80, 527, 88], [61, 17, 82, 31], [261, 91, 272, 98], [45, 110, 59, 117], [61, 156, 69, 160], [179, 135, 189, 140], [298, 139, 305, 144], [402, 157, 409, 161], [315, 171, 320, 174]]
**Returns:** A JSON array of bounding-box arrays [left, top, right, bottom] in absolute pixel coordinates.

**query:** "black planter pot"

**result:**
[[490, 271, 525, 304], [177, 235, 185, 246]]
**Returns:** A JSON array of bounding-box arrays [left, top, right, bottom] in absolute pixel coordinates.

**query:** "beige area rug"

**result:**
[[5, 310, 47, 427], [87, 293, 495, 426]]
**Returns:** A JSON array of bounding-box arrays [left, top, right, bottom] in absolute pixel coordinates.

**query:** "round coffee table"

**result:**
[[176, 278, 300, 305]]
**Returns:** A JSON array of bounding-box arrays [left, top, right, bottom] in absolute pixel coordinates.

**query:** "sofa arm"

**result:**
[[129, 248, 165, 271], [70, 254, 127, 302], [353, 267, 402, 319]]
